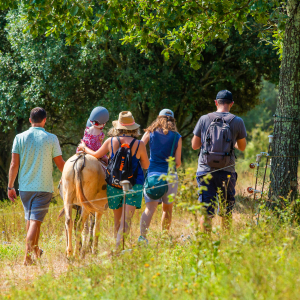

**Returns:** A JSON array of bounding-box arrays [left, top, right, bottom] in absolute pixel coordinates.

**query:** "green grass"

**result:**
[[2, 218, 300, 300], [1, 168, 300, 299]]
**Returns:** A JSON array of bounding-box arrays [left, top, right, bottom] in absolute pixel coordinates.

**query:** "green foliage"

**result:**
[[234, 80, 278, 168], [244, 127, 271, 161], [0, 8, 280, 132], [1, 1, 287, 69], [243, 80, 278, 134]]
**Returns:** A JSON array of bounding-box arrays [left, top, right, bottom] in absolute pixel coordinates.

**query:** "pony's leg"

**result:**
[[74, 209, 89, 258], [82, 215, 90, 252], [88, 214, 95, 251], [64, 193, 73, 258], [92, 212, 103, 254]]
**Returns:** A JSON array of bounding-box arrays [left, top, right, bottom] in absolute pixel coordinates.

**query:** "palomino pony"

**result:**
[[60, 153, 107, 258]]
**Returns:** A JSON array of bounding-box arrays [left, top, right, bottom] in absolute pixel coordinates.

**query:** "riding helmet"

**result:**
[[86, 106, 109, 128]]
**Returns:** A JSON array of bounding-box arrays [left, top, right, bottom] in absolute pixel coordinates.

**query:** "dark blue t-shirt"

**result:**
[[148, 130, 181, 174]]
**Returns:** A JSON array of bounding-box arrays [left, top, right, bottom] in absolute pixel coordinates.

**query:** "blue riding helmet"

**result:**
[[86, 106, 109, 128]]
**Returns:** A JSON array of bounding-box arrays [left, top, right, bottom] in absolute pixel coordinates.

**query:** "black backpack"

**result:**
[[105, 137, 140, 189], [200, 113, 236, 168]]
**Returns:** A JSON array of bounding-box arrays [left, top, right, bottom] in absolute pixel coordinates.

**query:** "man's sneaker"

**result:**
[[138, 236, 148, 245]]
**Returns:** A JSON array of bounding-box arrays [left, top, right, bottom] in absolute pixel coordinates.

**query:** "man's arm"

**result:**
[[8, 153, 20, 202], [191, 117, 202, 150], [234, 118, 247, 152], [52, 135, 65, 172], [191, 135, 202, 150], [235, 138, 247, 152], [53, 155, 65, 172]]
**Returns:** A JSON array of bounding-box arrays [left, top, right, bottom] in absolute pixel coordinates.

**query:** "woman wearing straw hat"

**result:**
[[78, 111, 149, 249], [139, 109, 182, 244]]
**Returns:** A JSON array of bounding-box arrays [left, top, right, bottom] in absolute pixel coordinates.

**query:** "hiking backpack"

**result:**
[[105, 137, 140, 189], [200, 113, 236, 169]]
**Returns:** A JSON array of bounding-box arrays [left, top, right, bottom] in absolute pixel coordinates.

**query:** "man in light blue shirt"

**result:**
[[8, 107, 65, 265]]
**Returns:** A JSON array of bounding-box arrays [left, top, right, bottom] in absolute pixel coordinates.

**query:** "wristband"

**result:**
[[7, 187, 15, 191]]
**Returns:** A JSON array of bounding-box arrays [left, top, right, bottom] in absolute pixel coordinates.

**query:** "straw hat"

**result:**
[[112, 111, 140, 130]]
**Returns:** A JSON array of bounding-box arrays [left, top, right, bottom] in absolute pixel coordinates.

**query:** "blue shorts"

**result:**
[[20, 191, 52, 222], [196, 171, 237, 216]]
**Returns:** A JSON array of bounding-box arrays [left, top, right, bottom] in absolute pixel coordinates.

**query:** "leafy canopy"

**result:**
[[0, 0, 287, 69], [0, 8, 280, 136]]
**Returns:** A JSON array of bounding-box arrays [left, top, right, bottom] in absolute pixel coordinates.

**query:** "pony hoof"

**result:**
[[66, 250, 73, 259]]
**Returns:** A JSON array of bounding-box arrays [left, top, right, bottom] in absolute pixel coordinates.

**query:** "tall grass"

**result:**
[[1, 167, 300, 299]]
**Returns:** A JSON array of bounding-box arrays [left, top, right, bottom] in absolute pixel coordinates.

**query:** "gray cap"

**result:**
[[159, 109, 174, 118]]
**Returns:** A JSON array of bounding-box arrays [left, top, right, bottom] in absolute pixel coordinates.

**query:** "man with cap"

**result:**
[[191, 90, 247, 232]]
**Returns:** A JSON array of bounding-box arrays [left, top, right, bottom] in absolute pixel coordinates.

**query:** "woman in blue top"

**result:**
[[78, 111, 149, 249], [139, 109, 182, 243]]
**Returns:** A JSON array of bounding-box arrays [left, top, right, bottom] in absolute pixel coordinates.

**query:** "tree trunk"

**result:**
[[269, 1, 300, 201]]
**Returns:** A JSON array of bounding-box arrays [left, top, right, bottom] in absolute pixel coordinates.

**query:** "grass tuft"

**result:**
[[1, 168, 300, 299]]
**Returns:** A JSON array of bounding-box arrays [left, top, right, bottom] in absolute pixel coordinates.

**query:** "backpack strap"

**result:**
[[207, 112, 235, 123], [222, 114, 236, 153], [111, 138, 113, 154], [223, 113, 236, 124], [129, 138, 141, 159], [207, 112, 222, 122], [116, 136, 121, 146], [129, 138, 137, 149]]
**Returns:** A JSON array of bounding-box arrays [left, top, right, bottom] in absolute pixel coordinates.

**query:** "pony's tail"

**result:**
[[74, 156, 99, 213]]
